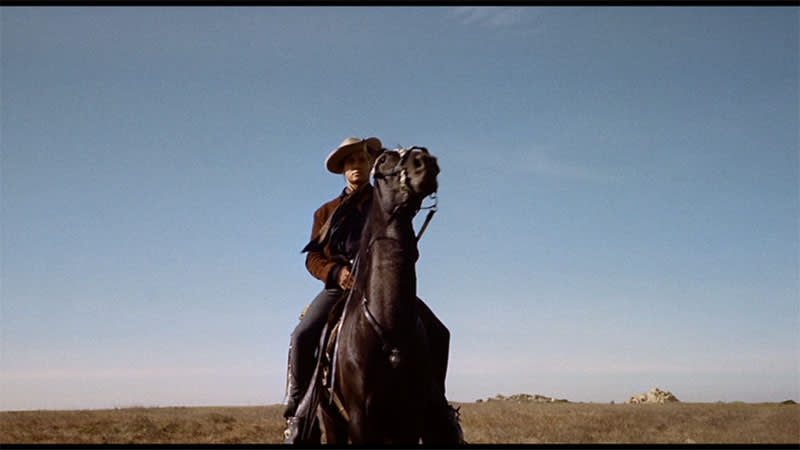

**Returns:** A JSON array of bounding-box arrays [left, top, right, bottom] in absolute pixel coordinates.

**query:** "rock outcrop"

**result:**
[[626, 387, 679, 404], [478, 393, 568, 403]]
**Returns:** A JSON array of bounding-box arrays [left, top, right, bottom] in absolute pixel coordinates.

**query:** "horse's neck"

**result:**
[[363, 203, 418, 333]]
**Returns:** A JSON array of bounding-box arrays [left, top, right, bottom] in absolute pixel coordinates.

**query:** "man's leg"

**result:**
[[416, 298, 464, 444], [284, 288, 343, 419], [416, 298, 450, 397]]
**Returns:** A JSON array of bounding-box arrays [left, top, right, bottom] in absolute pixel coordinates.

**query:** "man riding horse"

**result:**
[[283, 137, 462, 443]]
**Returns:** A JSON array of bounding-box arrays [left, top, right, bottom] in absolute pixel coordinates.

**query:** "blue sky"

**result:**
[[1, 6, 797, 411]]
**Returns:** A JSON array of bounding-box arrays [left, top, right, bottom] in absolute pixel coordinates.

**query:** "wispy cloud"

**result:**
[[450, 145, 617, 184], [448, 7, 526, 28], [520, 150, 619, 184], [468, 145, 618, 184]]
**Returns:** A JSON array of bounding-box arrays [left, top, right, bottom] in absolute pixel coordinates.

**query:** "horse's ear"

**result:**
[[371, 148, 387, 177]]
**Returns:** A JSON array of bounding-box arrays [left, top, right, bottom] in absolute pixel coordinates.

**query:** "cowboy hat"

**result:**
[[325, 137, 383, 174]]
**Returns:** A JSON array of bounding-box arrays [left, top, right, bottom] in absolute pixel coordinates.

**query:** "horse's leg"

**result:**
[[391, 413, 424, 445], [308, 412, 322, 443], [345, 408, 371, 444], [346, 400, 388, 444], [319, 405, 348, 444]]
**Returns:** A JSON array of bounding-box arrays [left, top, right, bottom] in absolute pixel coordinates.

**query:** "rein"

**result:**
[[415, 192, 437, 244], [356, 196, 433, 368], [357, 195, 438, 372], [361, 297, 401, 368]]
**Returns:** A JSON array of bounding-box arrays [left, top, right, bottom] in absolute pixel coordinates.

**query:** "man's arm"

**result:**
[[305, 206, 343, 288]]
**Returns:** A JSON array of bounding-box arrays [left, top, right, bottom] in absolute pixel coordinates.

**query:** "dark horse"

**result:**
[[296, 146, 447, 444]]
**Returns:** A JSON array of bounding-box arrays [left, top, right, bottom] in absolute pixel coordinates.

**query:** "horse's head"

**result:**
[[372, 146, 439, 215]]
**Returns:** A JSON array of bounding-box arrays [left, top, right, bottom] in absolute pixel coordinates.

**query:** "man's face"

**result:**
[[343, 150, 372, 186]]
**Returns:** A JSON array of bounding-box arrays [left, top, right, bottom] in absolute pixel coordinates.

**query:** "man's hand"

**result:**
[[337, 266, 354, 290]]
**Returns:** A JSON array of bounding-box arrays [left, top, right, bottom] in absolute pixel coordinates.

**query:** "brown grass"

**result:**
[[457, 401, 800, 444], [1, 402, 797, 444], [0, 405, 285, 444]]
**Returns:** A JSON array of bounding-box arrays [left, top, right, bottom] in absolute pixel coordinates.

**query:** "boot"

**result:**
[[283, 370, 302, 419], [444, 403, 466, 444], [283, 361, 322, 444], [422, 391, 466, 444], [283, 364, 310, 443], [283, 338, 310, 419]]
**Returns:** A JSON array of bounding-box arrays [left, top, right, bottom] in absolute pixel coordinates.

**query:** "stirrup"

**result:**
[[283, 415, 320, 445], [283, 417, 300, 443]]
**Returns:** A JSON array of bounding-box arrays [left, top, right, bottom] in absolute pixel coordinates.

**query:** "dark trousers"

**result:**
[[417, 299, 450, 397], [285, 288, 343, 417]]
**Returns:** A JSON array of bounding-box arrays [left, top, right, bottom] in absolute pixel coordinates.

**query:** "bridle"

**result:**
[[371, 146, 438, 244]]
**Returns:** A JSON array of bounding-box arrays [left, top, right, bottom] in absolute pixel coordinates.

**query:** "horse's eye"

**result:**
[[383, 153, 398, 165]]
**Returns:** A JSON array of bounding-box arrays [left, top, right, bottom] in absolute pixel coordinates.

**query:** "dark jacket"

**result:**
[[302, 184, 373, 288]]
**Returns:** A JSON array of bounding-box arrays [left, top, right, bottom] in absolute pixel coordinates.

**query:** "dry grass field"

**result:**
[[1, 401, 798, 444]]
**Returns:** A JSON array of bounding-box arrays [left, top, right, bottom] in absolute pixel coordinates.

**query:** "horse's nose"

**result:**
[[411, 153, 439, 175]]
